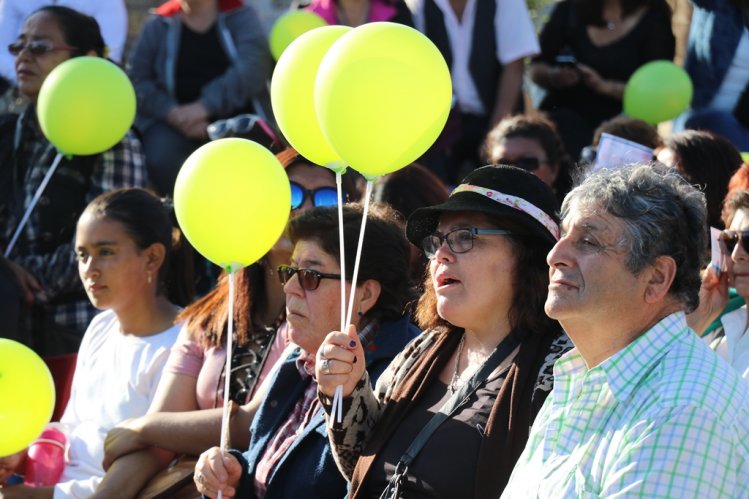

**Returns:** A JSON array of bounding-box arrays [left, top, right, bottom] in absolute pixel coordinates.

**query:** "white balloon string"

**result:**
[[219, 268, 235, 451], [336, 171, 346, 333], [5, 152, 63, 257]]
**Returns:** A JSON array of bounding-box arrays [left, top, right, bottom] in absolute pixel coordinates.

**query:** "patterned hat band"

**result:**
[[451, 184, 560, 241]]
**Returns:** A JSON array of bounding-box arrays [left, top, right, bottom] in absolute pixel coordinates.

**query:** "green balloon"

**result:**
[[0, 339, 55, 456], [623, 61, 693, 125], [269, 10, 327, 61], [37, 57, 135, 156]]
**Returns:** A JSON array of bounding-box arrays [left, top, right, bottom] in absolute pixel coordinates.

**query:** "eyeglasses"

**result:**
[[496, 156, 547, 172], [290, 181, 338, 210], [8, 39, 78, 57], [277, 265, 341, 291], [422, 227, 513, 259], [718, 230, 749, 255]]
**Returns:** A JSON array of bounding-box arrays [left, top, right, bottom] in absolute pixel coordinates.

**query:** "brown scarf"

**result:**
[[349, 328, 557, 499]]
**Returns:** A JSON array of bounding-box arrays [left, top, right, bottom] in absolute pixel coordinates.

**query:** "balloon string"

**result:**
[[216, 268, 235, 499], [336, 171, 346, 333], [5, 152, 63, 257], [330, 180, 373, 427]]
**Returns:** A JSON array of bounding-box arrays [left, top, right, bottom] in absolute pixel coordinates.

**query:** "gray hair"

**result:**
[[562, 164, 707, 312]]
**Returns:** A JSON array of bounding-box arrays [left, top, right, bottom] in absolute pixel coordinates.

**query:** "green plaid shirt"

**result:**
[[502, 312, 749, 498]]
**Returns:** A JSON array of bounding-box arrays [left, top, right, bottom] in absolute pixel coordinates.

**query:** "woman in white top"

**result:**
[[0, 188, 194, 499]]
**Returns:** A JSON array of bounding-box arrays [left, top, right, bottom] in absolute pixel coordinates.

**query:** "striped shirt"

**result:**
[[502, 312, 749, 498]]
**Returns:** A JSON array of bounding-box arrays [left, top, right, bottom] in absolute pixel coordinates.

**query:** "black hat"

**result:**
[[406, 165, 560, 248]]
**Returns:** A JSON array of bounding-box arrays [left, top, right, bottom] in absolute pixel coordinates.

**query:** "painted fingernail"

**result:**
[[353, 356, 357, 364], [349, 340, 356, 348]]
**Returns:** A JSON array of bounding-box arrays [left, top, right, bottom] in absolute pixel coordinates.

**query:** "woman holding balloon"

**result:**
[[193, 204, 419, 499], [0, 6, 147, 350], [316, 166, 573, 498], [93, 148, 359, 498], [0, 188, 193, 499]]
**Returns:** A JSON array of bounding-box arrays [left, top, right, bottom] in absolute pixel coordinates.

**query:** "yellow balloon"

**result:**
[[174, 139, 291, 270], [0, 339, 55, 456], [315, 22, 452, 177], [271, 26, 351, 171], [37, 57, 136, 156], [269, 10, 327, 60]]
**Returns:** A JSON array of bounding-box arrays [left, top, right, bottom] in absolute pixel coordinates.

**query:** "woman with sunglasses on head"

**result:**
[[0, 6, 146, 352], [193, 203, 419, 499], [482, 114, 575, 206], [688, 189, 749, 381], [0, 188, 193, 499], [316, 165, 573, 498], [94, 149, 359, 498]]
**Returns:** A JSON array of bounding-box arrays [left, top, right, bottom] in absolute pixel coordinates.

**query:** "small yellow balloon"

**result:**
[[271, 26, 351, 170], [174, 139, 291, 270], [0, 339, 55, 456], [37, 57, 136, 156], [315, 22, 452, 177], [269, 10, 327, 60]]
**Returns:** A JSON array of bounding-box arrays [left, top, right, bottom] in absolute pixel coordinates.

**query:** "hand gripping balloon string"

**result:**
[[5, 152, 63, 257], [329, 180, 374, 428]]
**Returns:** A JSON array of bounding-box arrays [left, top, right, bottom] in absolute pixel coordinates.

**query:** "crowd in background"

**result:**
[[0, 0, 748, 497]]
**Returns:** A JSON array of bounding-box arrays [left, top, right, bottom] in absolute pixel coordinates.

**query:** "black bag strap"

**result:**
[[380, 330, 522, 499]]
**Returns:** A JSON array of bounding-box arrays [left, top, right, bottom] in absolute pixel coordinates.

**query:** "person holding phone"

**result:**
[[529, 0, 675, 160]]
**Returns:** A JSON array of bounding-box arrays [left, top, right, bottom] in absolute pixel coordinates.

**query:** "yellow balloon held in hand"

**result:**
[[174, 139, 291, 271], [271, 25, 351, 171], [269, 10, 327, 60], [315, 22, 452, 178], [37, 57, 136, 156], [0, 339, 55, 456]]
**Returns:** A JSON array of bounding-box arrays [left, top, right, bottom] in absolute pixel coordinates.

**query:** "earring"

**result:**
[[358, 310, 364, 317], [147, 272, 152, 284]]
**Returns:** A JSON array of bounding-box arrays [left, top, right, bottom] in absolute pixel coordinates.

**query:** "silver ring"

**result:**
[[321, 358, 331, 375], [196, 472, 204, 485]]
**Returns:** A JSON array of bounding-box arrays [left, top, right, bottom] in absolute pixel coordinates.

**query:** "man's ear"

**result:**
[[643, 255, 677, 304]]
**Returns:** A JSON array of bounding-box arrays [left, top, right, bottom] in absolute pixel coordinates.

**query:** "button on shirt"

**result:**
[[502, 312, 749, 498]]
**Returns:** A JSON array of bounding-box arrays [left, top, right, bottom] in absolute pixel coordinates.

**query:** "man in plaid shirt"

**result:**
[[0, 107, 147, 351], [503, 164, 749, 498]]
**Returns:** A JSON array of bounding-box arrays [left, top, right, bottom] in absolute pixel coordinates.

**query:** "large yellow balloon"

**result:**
[[37, 57, 136, 156], [174, 139, 291, 270], [269, 10, 327, 60], [0, 340, 55, 456], [271, 26, 351, 171], [315, 22, 452, 177]]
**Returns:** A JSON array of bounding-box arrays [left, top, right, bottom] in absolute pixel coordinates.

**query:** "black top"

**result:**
[[175, 23, 230, 105], [534, 0, 675, 127]]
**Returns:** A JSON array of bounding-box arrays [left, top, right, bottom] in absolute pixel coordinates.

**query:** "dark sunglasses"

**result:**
[[718, 230, 749, 254], [496, 156, 546, 172], [8, 39, 77, 57], [277, 265, 341, 291], [290, 181, 338, 210], [422, 227, 512, 259]]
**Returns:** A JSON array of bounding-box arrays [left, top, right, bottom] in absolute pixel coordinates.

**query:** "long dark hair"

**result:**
[[33, 6, 106, 58], [82, 188, 195, 306], [573, 0, 671, 27]]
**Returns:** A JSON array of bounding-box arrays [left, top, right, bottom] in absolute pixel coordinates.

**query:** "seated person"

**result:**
[[0, 188, 193, 499], [193, 204, 420, 498], [0, 6, 147, 351], [128, 0, 272, 196]]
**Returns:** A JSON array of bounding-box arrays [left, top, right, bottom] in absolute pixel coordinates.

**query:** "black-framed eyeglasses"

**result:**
[[8, 39, 78, 57], [719, 230, 749, 255], [496, 156, 547, 172], [422, 227, 513, 259], [290, 181, 338, 210], [277, 265, 341, 291]]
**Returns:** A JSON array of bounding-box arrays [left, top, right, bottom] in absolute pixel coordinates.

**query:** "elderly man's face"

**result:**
[[545, 203, 646, 329]]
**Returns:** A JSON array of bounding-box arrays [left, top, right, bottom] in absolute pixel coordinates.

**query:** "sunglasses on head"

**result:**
[[8, 39, 77, 57], [290, 181, 338, 210], [718, 230, 749, 254], [277, 265, 341, 291], [496, 156, 546, 172]]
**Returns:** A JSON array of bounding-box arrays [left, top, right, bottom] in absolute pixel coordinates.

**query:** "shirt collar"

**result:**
[[720, 305, 748, 345]]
